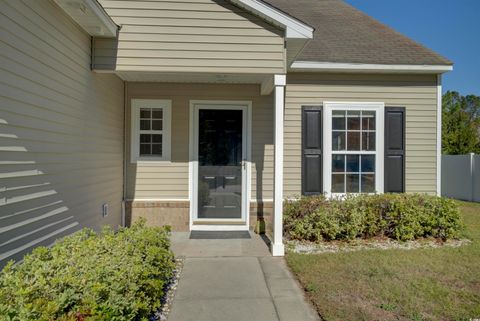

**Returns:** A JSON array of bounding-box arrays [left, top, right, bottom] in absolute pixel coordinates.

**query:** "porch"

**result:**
[[124, 75, 287, 256]]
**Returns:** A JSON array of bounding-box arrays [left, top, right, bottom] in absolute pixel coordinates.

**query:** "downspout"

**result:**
[[121, 81, 127, 227]]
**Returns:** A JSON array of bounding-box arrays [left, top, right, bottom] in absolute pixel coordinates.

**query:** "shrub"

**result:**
[[0, 220, 175, 321], [283, 194, 464, 242]]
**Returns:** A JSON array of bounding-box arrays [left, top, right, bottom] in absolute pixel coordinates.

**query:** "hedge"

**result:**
[[0, 220, 175, 321], [284, 194, 464, 242]]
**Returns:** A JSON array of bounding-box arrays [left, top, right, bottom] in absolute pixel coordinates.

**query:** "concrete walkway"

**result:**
[[168, 232, 319, 321]]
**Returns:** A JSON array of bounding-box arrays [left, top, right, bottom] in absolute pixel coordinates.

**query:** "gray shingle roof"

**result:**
[[263, 0, 452, 65]]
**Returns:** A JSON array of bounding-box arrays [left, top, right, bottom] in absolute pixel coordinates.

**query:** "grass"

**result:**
[[286, 201, 480, 321]]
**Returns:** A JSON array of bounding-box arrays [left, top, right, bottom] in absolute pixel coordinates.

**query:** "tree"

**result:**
[[442, 91, 480, 155]]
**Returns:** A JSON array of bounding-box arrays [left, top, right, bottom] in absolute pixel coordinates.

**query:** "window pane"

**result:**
[[361, 155, 375, 173], [152, 120, 163, 130], [362, 111, 376, 130], [361, 174, 375, 193], [140, 108, 151, 119], [362, 132, 376, 151], [332, 131, 346, 150], [346, 174, 360, 193], [152, 134, 162, 143], [152, 109, 163, 119], [140, 144, 151, 155], [140, 134, 151, 143], [140, 120, 150, 130], [152, 143, 162, 156], [332, 174, 345, 193], [346, 155, 359, 172], [332, 155, 345, 172], [332, 111, 346, 130], [347, 111, 360, 130], [347, 132, 360, 150]]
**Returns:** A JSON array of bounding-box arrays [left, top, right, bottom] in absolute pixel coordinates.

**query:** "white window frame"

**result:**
[[323, 102, 385, 197], [131, 99, 172, 163]]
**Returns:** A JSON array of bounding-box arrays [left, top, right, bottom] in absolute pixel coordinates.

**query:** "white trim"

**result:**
[[53, 0, 117, 37], [250, 198, 274, 203], [191, 225, 250, 231], [436, 75, 442, 196], [126, 198, 189, 202], [130, 99, 172, 163], [323, 102, 385, 197], [228, 0, 314, 39], [272, 79, 285, 257], [274, 74, 287, 86], [291, 61, 453, 74], [188, 100, 252, 231]]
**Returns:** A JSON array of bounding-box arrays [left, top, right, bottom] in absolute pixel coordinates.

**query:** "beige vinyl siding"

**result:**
[[284, 73, 439, 196], [126, 82, 273, 201], [95, 0, 286, 73], [0, 0, 124, 266]]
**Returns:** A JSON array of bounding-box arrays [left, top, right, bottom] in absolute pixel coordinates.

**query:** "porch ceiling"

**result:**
[[115, 72, 269, 85]]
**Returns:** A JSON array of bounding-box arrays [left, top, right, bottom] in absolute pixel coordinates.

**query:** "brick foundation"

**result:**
[[125, 200, 274, 232], [125, 201, 190, 231]]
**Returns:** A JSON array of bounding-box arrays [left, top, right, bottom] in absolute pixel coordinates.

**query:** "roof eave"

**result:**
[[290, 61, 454, 74], [53, 0, 118, 37], [228, 0, 314, 39]]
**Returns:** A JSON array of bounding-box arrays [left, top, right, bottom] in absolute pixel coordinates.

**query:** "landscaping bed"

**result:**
[[0, 220, 176, 321], [284, 194, 464, 242], [286, 200, 480, 321]]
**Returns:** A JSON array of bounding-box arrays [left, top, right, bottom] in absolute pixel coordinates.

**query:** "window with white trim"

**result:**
[[324, 103, 384, 195], [131, 99, 171, 163]]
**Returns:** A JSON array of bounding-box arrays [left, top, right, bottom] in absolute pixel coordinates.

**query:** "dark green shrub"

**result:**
[[283, 194, 464, 242], [0, 220, 175, 321]]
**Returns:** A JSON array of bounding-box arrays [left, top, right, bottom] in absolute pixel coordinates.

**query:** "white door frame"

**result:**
[[188, 100, 252, 231]]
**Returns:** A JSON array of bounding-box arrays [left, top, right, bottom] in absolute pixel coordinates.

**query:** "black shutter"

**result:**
[[384, 107, 406, 193], [302, 106, 322, 195]]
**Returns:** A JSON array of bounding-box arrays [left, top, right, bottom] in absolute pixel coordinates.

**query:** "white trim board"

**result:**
[[228, 0, 314, 39], [126, 199, 190, 202], [291, 61, 453, 74], [188, 100, 253, 231], [53, 0, 117, 37]]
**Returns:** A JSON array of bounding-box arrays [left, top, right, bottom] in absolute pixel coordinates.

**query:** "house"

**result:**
[[0, 0, 452, 265]]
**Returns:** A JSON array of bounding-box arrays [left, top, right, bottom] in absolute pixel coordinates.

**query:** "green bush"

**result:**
[[283, 194, 464, 242], [0, 220, 175, 321]]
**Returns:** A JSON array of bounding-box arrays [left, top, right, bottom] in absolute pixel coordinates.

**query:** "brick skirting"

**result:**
[[125, 200, 274, 232]]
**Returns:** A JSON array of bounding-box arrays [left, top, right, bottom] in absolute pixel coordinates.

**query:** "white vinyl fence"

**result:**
[[442, 154, 480, 202]]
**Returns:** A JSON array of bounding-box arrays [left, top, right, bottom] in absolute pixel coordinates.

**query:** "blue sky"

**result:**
[[345, 0, 480, 96]]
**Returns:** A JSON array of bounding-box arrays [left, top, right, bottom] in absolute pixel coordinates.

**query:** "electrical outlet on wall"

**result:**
[[102, 203, 109, 218]]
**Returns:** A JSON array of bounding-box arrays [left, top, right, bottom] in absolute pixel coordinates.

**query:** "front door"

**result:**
[[193, 105, 248, 225]]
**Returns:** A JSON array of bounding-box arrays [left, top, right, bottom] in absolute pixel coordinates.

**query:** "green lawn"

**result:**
[[286, 201, 480, 321]]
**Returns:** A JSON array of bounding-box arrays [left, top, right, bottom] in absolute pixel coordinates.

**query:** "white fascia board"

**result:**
[[54, 0, 117, 37], [291, 61, 454, 74], [228, 0, 314, 39]]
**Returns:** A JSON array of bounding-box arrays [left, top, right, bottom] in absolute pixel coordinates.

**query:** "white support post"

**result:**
[[436, 74, 442, 196], [470, 153, 475, 202], [272, 74, 286, 256]]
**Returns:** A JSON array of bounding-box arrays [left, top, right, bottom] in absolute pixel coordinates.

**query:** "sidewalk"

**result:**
[[168, 232, 320, 321]]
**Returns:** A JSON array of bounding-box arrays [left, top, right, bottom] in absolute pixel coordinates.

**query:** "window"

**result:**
[[131, 99, 171, 162], [324, 102, 384, 195]]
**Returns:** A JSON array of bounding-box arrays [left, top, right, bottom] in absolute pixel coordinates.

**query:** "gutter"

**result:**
[[290, 61, 454, 74]]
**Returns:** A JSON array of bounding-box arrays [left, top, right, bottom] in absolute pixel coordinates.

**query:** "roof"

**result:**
[[261, 0, 453, 66]]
